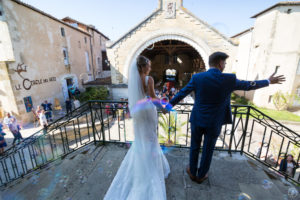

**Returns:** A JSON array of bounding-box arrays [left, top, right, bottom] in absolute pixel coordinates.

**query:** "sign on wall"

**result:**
[[23, 96, 33, 113], [165, 2, 176, 19], [13, 63, 57, 91]]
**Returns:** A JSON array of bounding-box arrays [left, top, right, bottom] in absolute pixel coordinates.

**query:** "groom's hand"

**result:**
[[268, 72, 286, 84]]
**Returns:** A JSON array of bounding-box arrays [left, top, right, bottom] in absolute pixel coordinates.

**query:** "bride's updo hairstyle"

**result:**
[[137, 55, 150, 73]]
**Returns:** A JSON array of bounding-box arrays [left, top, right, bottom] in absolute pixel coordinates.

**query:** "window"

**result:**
[[268, 95, 272, 103], [78, 41, 81, 48], [102, 51, 110, 71], [286, 9, 292, 14], [0, 4, 4, 20], [297, 59, 300, 75], [295, 87, 300, 97], [62, 48, 69, 65], [85, 51, 91, 71], [97, 57, 101, 69], [99, 36, 102, 46], [165, 69, 177, 81], [61, 27, 65, 37], [84, 37, 87, 44], [0, 4, 2, 16]]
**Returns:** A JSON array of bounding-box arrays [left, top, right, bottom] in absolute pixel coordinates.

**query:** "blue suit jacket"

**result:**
[[169, 68, 269, 128]]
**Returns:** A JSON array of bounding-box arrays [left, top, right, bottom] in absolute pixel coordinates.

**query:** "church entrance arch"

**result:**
[[125, 35, 208, 89]]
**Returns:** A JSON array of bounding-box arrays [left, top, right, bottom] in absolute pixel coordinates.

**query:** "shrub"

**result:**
[[272, 91, 296, 111], [231, 93, 253, 106], [78, 86, 108, 102]]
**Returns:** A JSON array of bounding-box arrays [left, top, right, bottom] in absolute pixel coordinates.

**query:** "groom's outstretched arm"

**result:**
[[234, 72, 286, 91], [170, 76, 195, 106], [234, 79, 269, 91]]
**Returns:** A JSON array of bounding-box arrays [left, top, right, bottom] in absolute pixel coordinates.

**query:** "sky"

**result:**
[[21, 0, 290, 41]]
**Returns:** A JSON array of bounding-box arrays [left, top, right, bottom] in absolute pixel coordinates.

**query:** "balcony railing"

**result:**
[[0, 101, 299, 187]]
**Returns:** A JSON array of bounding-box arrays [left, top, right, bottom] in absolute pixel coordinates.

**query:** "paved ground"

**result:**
[[1, 109, 67, 148], [1, 143, 299, 200]]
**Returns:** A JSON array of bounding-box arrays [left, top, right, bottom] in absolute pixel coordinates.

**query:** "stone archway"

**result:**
[[140, 39, 205, 88], [123, 33, 211, 83]]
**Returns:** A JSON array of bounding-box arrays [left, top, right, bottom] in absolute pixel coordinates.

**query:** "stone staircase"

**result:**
[[1, 143, 298, 200]]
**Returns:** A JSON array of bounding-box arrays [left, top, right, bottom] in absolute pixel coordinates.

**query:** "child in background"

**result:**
[[0, 123, 7, 155]]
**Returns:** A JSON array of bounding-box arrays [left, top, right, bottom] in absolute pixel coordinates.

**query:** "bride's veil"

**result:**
[[128, 58, 145, 117]]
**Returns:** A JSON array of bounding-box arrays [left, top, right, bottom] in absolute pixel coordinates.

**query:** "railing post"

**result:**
[[240, 106, 251, 155], [89, 101, 97, 146], [99, 102, 106, 144], [228, 106, 237, 156]]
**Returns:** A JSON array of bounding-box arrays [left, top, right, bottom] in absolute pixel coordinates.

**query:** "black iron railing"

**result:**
[[0, 101, 299, 187]]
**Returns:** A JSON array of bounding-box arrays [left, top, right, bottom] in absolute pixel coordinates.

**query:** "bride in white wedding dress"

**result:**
[[104, 55, 170, 200]]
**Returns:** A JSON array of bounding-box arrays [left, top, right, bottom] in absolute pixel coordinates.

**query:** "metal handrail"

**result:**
[[0, 101, 299, 187]]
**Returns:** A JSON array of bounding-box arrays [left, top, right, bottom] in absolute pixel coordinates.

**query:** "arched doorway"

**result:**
[[140, 40, 206, 89]]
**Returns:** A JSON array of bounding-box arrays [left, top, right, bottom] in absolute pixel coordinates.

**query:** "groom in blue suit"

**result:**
[[169, 52, 285, 183]]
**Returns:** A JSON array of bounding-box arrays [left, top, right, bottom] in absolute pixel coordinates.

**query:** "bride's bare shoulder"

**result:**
[[147, 76, 154, 82]]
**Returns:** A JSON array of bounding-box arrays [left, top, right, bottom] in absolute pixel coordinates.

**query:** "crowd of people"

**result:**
[[0, 97, 81, 156], [105, 99, 129, 120], [156, 84, 179, 101]]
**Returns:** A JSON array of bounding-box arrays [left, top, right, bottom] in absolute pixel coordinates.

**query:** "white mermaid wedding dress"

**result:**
[[104, 71, 170, 199]]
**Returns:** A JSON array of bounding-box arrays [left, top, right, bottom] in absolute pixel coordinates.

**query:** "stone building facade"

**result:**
[[106, 0, 237, 99], [0, 0, 109, 122], [232, 2, 300, 109]]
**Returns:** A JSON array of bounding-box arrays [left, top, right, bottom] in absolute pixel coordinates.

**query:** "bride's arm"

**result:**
[[148, 77, 168, 113], [147, 76, 158, 99]]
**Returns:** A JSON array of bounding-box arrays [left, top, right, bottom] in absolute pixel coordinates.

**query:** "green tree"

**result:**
[[78, 86, 108, 102]]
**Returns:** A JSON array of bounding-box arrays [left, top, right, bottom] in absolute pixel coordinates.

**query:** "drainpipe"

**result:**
[[89, 29, 95, 81]]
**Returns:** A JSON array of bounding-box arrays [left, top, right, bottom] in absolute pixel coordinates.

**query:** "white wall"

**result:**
[[233, 6, 300, 109], [0, 21, 14, 61], [111, 88, 128, 100]]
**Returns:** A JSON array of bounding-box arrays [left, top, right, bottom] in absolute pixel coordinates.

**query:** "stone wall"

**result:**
[[1, 0, 108, 122], [107, 4, 237, 86], [233, 5, 300, 109]]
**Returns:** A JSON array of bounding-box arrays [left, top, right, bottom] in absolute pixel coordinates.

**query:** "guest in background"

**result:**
[[73, 97, 81, 109], [3, 112, 16, 129], [0, 123, 7, 155], [65, 98, 72, 115], [41, 100, 53, 122], [162, 83, 167, 93], [155, 89, 160, 96], [110, 103, 117, 119], [39, 110, 48, 135], [105, 104, 111, 115], [36, 105, 42, 116], [279, 154, 299, 177], [9, 118, 23, 145], [170, 86, 176, 94]]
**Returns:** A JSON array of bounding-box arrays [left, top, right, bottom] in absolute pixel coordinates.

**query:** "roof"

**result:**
[[182, 8, 236, 45], [10, 0, 101, 37], [62, 17, 110, 40], [251, 1, 300, 18], [109, 6, 236, 48], [231, 27, 253, 38], [108, 9, 161, 48]]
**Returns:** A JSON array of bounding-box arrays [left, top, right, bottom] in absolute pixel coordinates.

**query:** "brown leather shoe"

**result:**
[[186, 166, 197, 181], [195, 174, 209, 184]]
